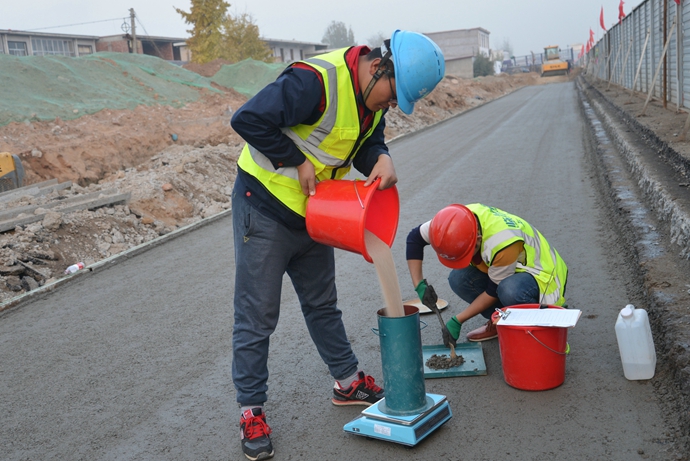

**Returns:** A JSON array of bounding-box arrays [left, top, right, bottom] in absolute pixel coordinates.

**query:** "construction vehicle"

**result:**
[[0, 152, 25, 192], [541, 46, 569, 77]]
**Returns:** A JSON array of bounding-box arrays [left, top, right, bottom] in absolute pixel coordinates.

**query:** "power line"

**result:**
[[135, 17, 152, 37], [26, 18, 126, 32], [135, 16, 166, 57]]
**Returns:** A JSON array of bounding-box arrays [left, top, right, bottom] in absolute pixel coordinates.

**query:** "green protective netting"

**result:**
[[0, 52, 220, 127], [212, 58, 288, 98]]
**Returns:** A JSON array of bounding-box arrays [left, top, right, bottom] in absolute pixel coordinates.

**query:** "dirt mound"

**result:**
[[0, 52, 219, 126], [1, 90, 244, 187]]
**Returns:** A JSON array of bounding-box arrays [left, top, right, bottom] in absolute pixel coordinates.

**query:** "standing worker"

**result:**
[[407, 204, 568, 345], [230, 30, 444, 461]]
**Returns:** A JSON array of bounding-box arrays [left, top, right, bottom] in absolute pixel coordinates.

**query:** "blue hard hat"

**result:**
[[390, 30, 445, 114]]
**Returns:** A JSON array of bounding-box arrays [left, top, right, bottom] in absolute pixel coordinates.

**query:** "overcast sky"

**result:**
[[3, 0, 647, 57]]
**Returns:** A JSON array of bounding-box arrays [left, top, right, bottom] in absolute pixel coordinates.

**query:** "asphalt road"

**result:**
[[0, 82, 682, 460]]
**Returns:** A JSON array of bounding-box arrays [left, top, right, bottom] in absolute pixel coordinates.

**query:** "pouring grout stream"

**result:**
[[364, 230, 404, 318], [365, 229, 458, 360]]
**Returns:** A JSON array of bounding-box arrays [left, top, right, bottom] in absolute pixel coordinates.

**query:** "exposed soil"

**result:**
[[425, 353, 465, 370], [587, 76, 690, 167], [0, 68, 560, 305]]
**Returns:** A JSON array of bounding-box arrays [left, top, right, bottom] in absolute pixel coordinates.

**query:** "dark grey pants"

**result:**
[[231, 187, 359, 406]]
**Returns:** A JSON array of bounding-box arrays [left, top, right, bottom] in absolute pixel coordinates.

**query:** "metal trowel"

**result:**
[[421, 282, 457, 359]]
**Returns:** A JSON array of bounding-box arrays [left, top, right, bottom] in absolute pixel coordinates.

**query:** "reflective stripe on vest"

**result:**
[[237, 49, 383, 217], [284, 57, 338, 150], [468, 204, 568, 306]]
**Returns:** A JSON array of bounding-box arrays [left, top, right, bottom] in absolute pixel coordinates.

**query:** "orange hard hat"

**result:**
[[429, 204, 478, 269]]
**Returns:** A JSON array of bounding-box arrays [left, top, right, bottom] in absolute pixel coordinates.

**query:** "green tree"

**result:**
[[220, 12, 273, 63], [175, 0, 230, 63], [322, 21, 355, 48], [473, 53, 494, 77]]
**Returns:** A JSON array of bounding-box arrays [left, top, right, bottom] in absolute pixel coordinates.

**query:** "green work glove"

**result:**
[[416, 279, 439, 310], [445, 317, 463, 341], [415, 279, 429, 303]]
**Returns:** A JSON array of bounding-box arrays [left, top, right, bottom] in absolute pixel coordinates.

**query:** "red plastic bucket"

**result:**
[[306, 179, 399, 263], [492, 304, 569, 391]]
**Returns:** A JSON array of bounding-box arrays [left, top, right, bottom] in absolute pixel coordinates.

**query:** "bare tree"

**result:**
[[322, 21, 355, 48], [501, 38, 514, 58], [366, 31, 387, 48]]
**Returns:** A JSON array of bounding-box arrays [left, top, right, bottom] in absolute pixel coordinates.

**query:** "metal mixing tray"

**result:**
[[422, 342, 487, 378]]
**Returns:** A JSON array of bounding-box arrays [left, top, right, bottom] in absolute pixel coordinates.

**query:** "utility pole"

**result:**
[[129, 8, 137, 54]]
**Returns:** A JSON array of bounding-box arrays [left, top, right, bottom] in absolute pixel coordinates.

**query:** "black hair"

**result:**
[[365, 47, 383, 59], [363, 42, 395, 78], [360, 40, 396, 103]]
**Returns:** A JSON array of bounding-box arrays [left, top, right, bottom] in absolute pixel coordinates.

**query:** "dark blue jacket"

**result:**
[[231, 63, 389, 229]]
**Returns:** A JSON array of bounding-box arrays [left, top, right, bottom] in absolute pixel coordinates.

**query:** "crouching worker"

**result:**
[[407, 204, 568, 344]]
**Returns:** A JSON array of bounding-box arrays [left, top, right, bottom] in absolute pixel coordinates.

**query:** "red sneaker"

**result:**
[[332, 371, 384, 406], [240, 408, 274, 460]]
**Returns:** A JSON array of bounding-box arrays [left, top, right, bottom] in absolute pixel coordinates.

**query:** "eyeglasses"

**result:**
[[387, 76, 397, 106]]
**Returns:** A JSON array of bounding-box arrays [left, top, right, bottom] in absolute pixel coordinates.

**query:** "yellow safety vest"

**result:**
[[467, 204, 568, 306], [237, 48, 384, 216]]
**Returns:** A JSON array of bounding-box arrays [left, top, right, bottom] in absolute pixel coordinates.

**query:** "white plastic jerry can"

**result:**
[[615, 304, 656, 380]]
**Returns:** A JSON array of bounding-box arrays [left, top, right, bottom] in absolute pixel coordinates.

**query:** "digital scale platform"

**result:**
[[343, 393, 452, 446]]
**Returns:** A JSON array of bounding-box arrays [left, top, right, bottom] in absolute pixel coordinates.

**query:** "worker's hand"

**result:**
[[445, 317, 462, 341], [297, 158, 316, 196], [415, 279, 438, 309], [364, 154, 397, 190]]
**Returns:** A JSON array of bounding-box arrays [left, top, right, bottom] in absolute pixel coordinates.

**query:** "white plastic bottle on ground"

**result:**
[[64, 262, 84, 275], [615, 304, 656, 380]]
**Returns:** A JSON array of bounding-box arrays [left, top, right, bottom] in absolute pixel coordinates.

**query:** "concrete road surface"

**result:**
[[1, 81, 684, 460]]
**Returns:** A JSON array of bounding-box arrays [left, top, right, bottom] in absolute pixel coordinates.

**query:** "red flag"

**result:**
[[590, 28, 595, 42], [619, 0, 625, 23], [675, 0, 680, 5], [586, 42, 591, 53], [600, 6, 606, 31]]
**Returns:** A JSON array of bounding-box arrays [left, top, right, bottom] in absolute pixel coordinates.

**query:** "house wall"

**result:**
[[176, 46, 191, 62], [0, 31, 97, 56], [445, 57, 474, 79], [96, 36, 141, 54], [424, 28, 491, 77], [264, 40, 328, 64], [141, 41, 173, 60], [271, 45, 303, 63]]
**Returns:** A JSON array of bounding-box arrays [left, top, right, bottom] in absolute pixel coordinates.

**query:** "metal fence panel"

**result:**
[[634, 1, 651, 95], [668, 4, 678, 105], [584, 0, 690, 110], [682, 2, 690, 108], [645, 0, 664, 98]]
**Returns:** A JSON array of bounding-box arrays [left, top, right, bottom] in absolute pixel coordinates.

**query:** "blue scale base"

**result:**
[[343, 393, 452, 446]]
